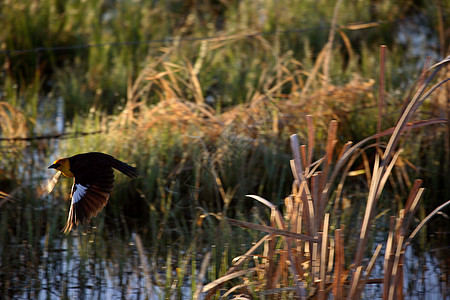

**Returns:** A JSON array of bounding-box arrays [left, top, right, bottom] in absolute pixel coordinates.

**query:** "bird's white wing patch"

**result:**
[[71, 183, 89, 204]]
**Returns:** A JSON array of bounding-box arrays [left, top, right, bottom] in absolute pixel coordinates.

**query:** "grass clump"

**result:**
[[202, 57, 450, 299]]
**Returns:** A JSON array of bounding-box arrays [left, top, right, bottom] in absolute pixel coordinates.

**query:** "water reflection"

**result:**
[[36, 231, 167, 299], [0, 226, 445, 299]]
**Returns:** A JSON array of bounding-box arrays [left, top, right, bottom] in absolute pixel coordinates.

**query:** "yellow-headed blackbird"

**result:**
[[48, 152, 138, 233]]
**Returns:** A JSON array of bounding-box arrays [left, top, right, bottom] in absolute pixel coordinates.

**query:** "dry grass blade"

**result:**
[[204, 235, 270, 298], [265, 217, 278, 291], [193, 251, 211, 300], [375, 149, 403, 200], [306, 115, 315, 170], [402, 186, 424, 233], [0, 190, 16, 207], [289, 134, 317, 236], [348, 265, 363, 299], [333, 229, 344, 299], [342, 21, 381, 30], [316, 120, 338, 222], [285, 238, 307, 299], [229, 235, 271, 273], [388, 229, 405, 300], [337, 141, 353, 161], [377, 45, 386, 147], [0, 102, 28, 139], [383, 216, 396, 299], [202, 268, 258, 293], [246, 194, 276, 209], [311, 175, 319, 227], [220, 283, 251, 299], [192, 137, 231, 208], [300, 145, 307, 171], [306, 157, 325, 178], [187, 61, 205, 104], [327, 233, 335, 273], [290, 134, 304, 176], [257, 286, 297, 296], [227, 218, 319, 243], [334, 148, 361, 209], [353, 153, 381, 268], [338, 29, 354, 67], [246, 194, 285, 228], [320, 118, 447, 207], [305, 188, 317, 236], [323, 0, 343, 84], [318, 213, 329, 300], [403, 199, 450, 248], [325, 120, 338, 167], [290, 160, 300, 182], [366, 244, 383, 277], [354, 243, 383, 299], [312, 241, 319, 285], [427, 54, 450, 70], [301, 43, 327, 97], [134, 233, 155, 298], [361, 150, 372, 186]]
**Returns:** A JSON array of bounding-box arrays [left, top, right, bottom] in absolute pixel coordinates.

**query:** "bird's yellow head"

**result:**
[[48, 158, 74, 178]]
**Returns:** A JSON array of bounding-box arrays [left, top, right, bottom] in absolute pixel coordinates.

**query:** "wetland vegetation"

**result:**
[[0, 0, 449, 298]]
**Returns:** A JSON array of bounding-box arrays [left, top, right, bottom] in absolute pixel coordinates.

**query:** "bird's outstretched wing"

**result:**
[[62, 166, 115, 234]]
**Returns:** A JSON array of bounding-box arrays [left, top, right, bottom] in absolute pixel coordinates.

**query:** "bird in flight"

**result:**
[[48, 152, 138, 233]]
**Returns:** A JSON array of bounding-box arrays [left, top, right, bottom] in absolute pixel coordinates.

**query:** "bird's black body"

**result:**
[[49, 152, 138, 233], [68, 152, 138, 181]]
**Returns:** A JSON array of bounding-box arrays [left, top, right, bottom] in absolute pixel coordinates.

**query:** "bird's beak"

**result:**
[[48, 164, 59, 169]]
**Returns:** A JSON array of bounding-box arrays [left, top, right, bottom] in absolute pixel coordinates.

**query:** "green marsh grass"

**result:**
[[2, 0, 446, 117]]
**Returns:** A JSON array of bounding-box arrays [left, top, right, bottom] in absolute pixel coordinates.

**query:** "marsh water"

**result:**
[[4, 212, 449, 299]]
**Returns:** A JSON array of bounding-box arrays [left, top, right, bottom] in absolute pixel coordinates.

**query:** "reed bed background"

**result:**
[[0, 0, 449, 298], [203, 57, 450, 299]]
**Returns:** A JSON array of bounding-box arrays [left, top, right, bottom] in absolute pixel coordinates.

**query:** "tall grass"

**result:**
[[1, 0, 445, 117], [202, 56, 450, 299]]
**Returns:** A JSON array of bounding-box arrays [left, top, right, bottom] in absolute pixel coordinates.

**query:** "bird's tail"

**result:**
[[110, 158, 138, 178]]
